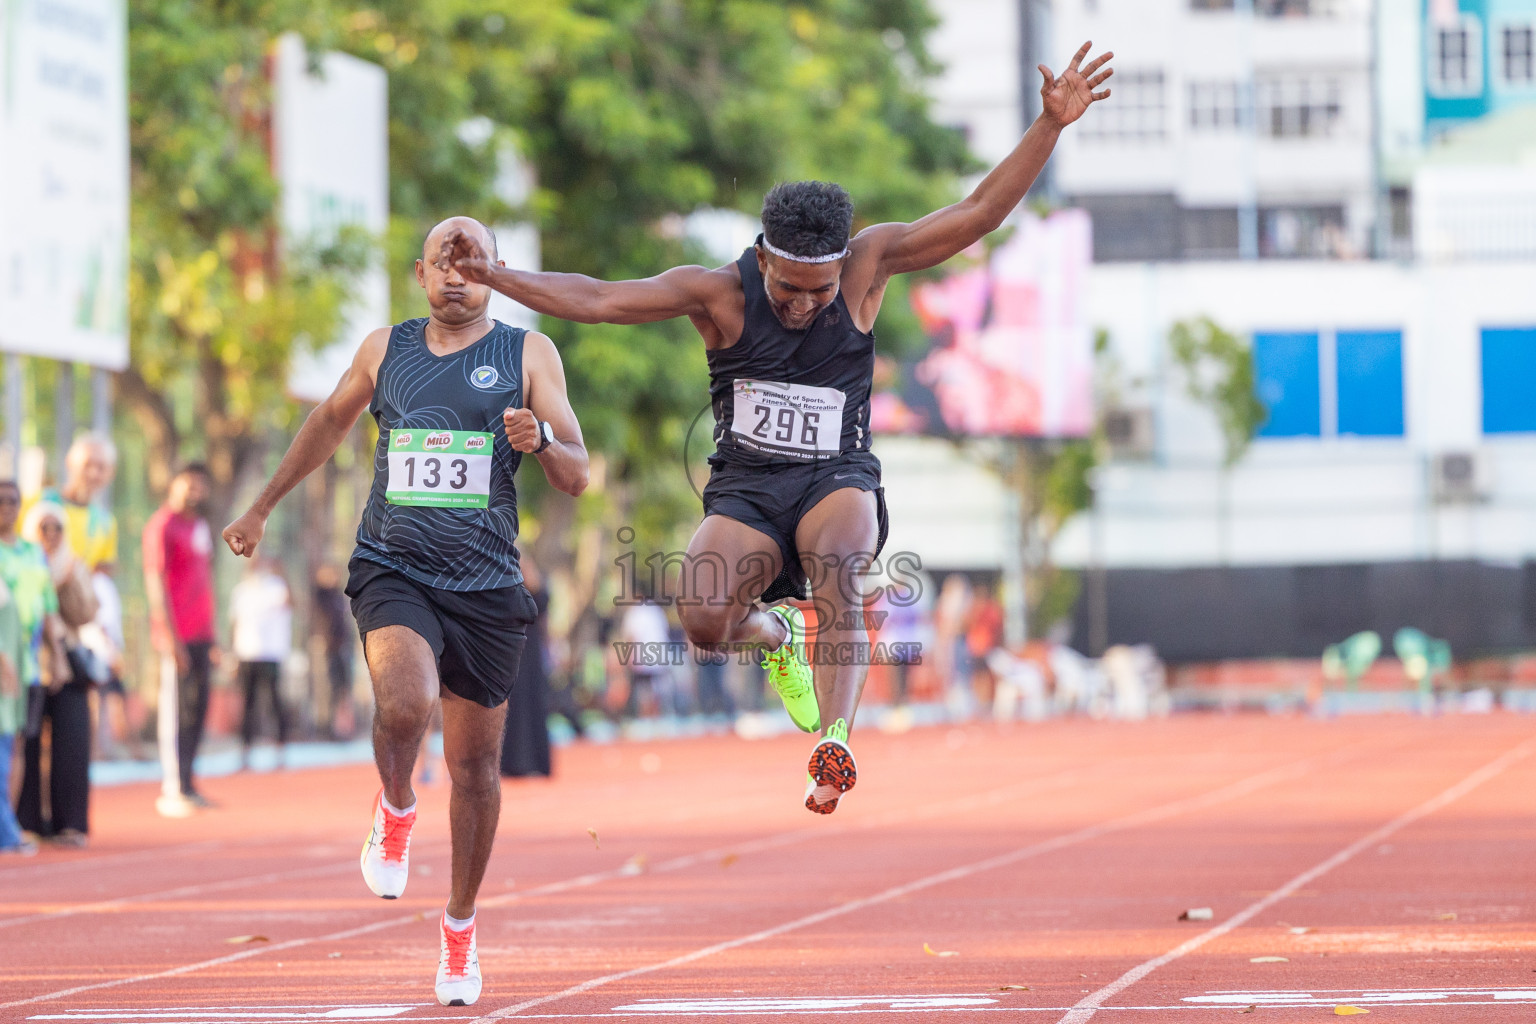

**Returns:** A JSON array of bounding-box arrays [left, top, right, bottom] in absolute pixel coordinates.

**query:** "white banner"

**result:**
[[0, 0, 129, 368], [272, 33, 389, 402]]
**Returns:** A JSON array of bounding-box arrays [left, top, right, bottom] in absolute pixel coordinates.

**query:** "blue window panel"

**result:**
[[1254, 332, 1321, 438], [1336, 330, 1405, 437], [1482, 326, 1536, 434]]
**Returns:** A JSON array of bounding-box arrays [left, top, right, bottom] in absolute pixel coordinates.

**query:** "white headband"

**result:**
[[757, 233, 849, 264]]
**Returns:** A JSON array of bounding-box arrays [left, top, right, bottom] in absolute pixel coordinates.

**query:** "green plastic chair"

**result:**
[[1322, 630, 1381, 691], [1394, 627, 1452, 698]]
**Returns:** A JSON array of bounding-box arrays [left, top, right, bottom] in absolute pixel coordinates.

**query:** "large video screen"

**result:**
[[872, 209, 1094, 439]]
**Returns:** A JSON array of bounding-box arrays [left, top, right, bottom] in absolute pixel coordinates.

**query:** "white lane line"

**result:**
[[469, 755, 1319, 1021], [0, 756, 1122, 1012], [0, 840, 229, 884], [1054, 736, 1536, 1024]]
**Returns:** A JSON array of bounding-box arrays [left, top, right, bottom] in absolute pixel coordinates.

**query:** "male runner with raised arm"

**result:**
[[446, 44, 1112, 814], [222, 217, 589, 1007]]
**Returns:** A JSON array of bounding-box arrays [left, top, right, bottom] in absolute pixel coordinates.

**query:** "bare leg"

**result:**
[[676, 515, 788, 651], [439, 687, 507, 920], [364, 626, 438, 811], [795, 488, 881, 736]]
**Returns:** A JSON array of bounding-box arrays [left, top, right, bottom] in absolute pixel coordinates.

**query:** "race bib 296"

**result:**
[[731, 379, 845, 459]]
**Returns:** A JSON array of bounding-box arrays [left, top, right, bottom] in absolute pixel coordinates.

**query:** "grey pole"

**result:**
[[92, 367, 113, 433]]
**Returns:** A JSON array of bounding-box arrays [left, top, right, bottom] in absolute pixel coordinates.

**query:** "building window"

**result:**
[[1336, 331, 1405, 437], [1181, 207, 1241, 259], [1079, 70, 1165, 142], [1429, 16, 1483, 97], [1257, 0, 1315, 15], [1188, 81, 1251, 129], [1482, 327, 1536, 434], [1254, 332, 1322, 438], [1503, 24, 1535, 84], [1259, 205, 1347, 258], [1255, 76, 1343, 138]]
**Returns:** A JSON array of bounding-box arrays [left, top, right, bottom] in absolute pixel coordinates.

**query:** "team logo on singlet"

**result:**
[[393, 432, 413, 447], [424, 431, 453, 450], [471, 365, 500, 390]]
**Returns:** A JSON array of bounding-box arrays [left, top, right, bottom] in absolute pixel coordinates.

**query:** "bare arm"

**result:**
[[222, 328, 388, 557], [859, 42, 1113, 277], [441, 232, 727, 326], [503, 332, 589, 496]]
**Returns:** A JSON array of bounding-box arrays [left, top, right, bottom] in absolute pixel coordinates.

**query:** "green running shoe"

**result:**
[[805, 717, 856, 815], [763, 605, 820, 733]]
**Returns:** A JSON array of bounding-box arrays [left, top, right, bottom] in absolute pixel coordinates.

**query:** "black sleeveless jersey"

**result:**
[[353, 318, 527, 591], [706, 247, 875, 468]]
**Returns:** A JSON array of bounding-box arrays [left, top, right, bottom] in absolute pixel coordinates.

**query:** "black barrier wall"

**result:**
[[1069, 560, 1536, 663]]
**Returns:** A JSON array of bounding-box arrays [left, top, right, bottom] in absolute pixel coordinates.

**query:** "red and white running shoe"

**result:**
[[360, 789, 415, 899], [435, 914, 482, 1006]]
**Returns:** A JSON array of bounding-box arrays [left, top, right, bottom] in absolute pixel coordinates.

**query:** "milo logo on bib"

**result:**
[[385, 429, 495, 508]]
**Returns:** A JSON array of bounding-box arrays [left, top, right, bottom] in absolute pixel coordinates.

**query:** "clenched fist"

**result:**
[[504, 408, 544, 453], [223, 510, 267, 558]]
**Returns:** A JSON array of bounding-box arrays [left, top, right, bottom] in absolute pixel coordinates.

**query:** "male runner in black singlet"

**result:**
[[222, 217, 588, 1007], [446, 43, 1112, 814]]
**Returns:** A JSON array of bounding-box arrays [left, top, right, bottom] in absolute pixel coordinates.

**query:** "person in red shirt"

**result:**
[[142, 464, 218, 817]]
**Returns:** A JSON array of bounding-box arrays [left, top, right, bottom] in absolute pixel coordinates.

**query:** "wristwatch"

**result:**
[[533, 420, 555, 454]]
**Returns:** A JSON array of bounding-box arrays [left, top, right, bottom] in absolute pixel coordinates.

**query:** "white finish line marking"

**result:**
[[468, 756, 1320, 1021], [1055, 736, 1536, 1024], [28, 1009, 420, 1021], [612, 996, 1000, 1012], [1185, 988, 1536, 1006]]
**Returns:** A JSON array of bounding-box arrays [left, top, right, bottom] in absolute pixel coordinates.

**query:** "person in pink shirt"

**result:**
[[142, 464, 218, 817]]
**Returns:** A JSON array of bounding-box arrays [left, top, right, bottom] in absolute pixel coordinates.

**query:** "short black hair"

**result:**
[[176, 462, 212, 481], [760, 181, 853, 260]]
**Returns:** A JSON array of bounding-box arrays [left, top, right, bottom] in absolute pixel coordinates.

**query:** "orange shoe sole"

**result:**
[[805, 740, 857, 814]]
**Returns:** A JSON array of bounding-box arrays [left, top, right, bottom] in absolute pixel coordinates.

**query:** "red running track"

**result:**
[[2, 714, 1535, 1022]]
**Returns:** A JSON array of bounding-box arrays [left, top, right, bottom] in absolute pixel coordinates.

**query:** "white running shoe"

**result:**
[[435, 914, 482, 1006], [360, 789, 415, 899]]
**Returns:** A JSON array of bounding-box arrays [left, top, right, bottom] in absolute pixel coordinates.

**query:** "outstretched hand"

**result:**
[[1038, 41, 1113, 129], [438, 228, 495, 285]]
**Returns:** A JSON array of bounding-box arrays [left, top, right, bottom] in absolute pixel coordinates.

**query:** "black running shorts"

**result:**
[[702, 450, 889, 604], [346, 557, 538, 708]]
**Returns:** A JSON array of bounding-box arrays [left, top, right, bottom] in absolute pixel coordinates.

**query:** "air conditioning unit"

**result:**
[[1430, 450, 1490, 504], [1102, 406, 1155, 460]]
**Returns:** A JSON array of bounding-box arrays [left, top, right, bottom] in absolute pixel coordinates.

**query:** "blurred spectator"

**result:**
[[0, 577, 32, 855], [230, 557, 293, 769], [40, 435, 129, 765], [876, 582, 931, 707], [965, 584, 1005, 706], [79, 562, 129, 758], [36, 433, 118, 571], [618, 595, 671, 719], [143, 464, 218, 818], [18, 501, 99, 847], [0, 481, 68, 849], [933, 574, 972, 703], [693, 645, 734, 718], [502, 556, 551, 777], [313, 565, 355, 741]]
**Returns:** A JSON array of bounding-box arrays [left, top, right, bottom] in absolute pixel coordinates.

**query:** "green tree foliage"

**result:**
[[1168, 316, 1265, 467], [126, 0, 972, 549], [126, 0, 370, 508]]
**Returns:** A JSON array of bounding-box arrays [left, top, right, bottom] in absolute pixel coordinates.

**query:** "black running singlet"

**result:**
[[706, 247, 875, 468], [353, 318, 527, 591]]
